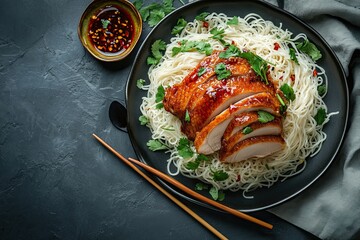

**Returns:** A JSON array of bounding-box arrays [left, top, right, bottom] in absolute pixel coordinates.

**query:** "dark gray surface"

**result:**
[[0, 0, 319, 239]]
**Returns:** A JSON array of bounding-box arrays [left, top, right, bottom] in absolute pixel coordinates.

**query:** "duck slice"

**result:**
[[163, 51, 221, 119], [194, 92, 280, 155], [222, 112, 259, 142], [221, 117, 283, 153], [220, 135, 285, 163], [182, 65, 276, 139]]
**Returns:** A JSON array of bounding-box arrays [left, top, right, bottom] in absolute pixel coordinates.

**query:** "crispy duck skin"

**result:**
[[194, 92, 281, 155], [163, 51, 221, 120], [219, 135, 285, 163], [221, 117, 283, 153]]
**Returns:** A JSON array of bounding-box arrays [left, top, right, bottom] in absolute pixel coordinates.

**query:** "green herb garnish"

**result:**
[[136, 79, 146, 89], [171, 18, 187, 35], [147, 40, 167, 65], [139, 115, 149, 125], [289, 47, 299, 64], [211, 169, 229, 181], [155, 85, 165, 109], [314, 108, 326, 125], [185, 154, 209, 170], [296, 39, 322, 61], [172, 40, 212, 56], [195, 182, 209, 191], [242, 126, 253, 135], [147, 139, 168, 151], [214, 63, 231, 80], [280, 83, 296, 101], [227, 16, 239, 25], [185, 109, 191, 122], [101, 19, 110, 29], [195, 12, 209, 21], [198, 67, 207, 77], [219, 44, 241, 58], [276, 93, 287, 115], [209, 187, 225, 201], [134, 0, 174, 27], [210, 27, 228, 45], [258, 110, 275, 123], [317, 84, 326, 96], [177, 138, 194, 159], [239, 51, 269, 84]]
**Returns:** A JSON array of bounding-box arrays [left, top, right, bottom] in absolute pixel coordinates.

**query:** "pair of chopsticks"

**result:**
[[92, 134, 273, 239]]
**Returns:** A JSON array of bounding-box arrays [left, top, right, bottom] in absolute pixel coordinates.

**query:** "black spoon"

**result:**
[[109, 100, 128, 132]]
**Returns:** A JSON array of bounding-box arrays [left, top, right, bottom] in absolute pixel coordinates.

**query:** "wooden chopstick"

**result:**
[[127, 157, 273, 230], [92, 134, 228, 240], [92, 134, 273, 230]]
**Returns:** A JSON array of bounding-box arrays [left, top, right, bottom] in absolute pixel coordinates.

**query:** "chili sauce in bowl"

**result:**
[[78, 0, 142, 62]]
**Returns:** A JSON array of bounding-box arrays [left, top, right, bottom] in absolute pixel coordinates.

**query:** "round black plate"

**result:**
[[126, 0, 348, 212]]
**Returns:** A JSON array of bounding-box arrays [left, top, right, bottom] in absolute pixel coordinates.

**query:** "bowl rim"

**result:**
[[77, 0, 142, 62]]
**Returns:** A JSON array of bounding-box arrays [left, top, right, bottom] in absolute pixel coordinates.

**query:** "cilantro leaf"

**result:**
[[177, 138, 194, 159], [209, 187, 218, 200], [195, 182, 209, 191], [195, 41, 212, 55], [147, 139, 168, 151], [276, 93, 287, 115], [148, 9, 165, 27], [133, 0, 143, 9], [171, 18, 187, 35], [214, 63, 231, 80], [135, 0, 174, 27], [198, 67, 206, 77], [242, 126, 253, 135], [151, 40, 166, 61], [101, 19, 110, 29], [155, 85, 165, 103], [317, 84, 326, 97], [258, 111, 275, 123], [211, 168, 229, 181], [296, 39, 322, 61], [172, 40, 212, 56], [139, 115, 149, 125], [155, 85, 165, 109], [219, 44, 241, 58], [185, 154, 209, 170], [280, 83, 296, 101], [185, 109, 190, 122], [239, 51, 269, 84], [314, 108, 326, 125], [210, 27, 227, 45], [289, 47, 299, 64], [195, 12, 209, 21], [227, 16, 239, 25], [147, 39, 166, 65], [217, 191, 225, 201], [136, 79, 146, 89]]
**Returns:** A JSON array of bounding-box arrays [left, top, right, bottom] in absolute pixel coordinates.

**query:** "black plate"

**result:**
[[126, 0, 348, 212]]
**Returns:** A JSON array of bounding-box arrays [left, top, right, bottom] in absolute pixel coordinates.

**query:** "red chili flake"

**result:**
[[236, 175, 241, 182], [203, 21, 209, 28], [313, 69, 318, 77], [274, 42, 280, 50], [231, 40, 236, 45], [279, 76, 283, 80], [290, 74, 295, 81]]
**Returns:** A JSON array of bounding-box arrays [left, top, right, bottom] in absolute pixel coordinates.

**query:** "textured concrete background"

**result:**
[[0, 0, 318, 239]]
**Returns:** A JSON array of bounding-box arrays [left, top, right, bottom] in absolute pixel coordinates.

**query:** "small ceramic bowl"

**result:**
[[78, 0, 142, 62]]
